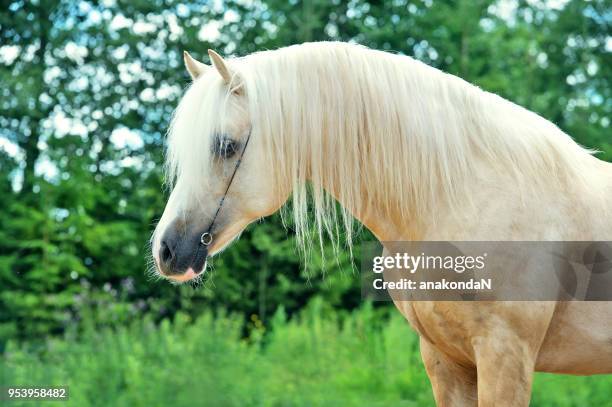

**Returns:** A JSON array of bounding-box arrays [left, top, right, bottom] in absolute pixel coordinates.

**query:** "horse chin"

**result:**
[[208, 233, 241, 257], [207, 221, 249, 257]]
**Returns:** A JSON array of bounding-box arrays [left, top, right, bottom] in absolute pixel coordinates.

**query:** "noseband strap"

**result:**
[[200, 128, 253, 247]]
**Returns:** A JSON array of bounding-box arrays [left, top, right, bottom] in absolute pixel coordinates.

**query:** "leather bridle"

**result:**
[[199, 128, 253, 248]]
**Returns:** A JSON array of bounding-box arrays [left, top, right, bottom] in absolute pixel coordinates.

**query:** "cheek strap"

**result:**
[[200, 127, 253, 247]]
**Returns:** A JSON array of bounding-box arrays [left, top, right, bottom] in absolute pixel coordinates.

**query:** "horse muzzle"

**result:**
[[157, 224, 208, 281]]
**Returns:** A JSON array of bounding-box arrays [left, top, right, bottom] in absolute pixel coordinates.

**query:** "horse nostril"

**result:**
[[160, 240, 174, 264]]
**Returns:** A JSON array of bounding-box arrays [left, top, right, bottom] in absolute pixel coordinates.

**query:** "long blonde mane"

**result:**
[[167, 42, 597, 252]]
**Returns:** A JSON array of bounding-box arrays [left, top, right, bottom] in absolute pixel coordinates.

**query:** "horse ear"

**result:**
[[208, 49, 244, 94], [183, 51, 208, 80], [208, 49, 233, 84]]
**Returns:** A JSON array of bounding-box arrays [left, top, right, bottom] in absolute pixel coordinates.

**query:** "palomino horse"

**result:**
[[152, 42, 612, 406]]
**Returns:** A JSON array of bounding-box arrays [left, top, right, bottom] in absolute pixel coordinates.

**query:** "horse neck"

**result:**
[[311, 109, 595, 243], [315, 156, 448, 242], [307, 86, 479, 240], [272, 44, 601, 240]]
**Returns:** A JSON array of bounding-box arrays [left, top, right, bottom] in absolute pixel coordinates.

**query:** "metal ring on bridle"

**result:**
[[200, 232, 213, 246]]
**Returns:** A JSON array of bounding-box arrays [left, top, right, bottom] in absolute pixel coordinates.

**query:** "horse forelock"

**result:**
[[165, 73, 233, 197]]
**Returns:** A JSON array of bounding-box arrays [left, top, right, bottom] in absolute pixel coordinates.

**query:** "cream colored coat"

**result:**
[[153, 42, 612, 406]]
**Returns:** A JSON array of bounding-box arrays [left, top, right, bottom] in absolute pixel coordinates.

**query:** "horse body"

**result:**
[[363, 128, 612, 405], [153, 42, 611, 406]]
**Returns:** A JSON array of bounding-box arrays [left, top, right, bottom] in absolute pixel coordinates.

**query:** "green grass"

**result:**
[[2, 301, 611, 406]]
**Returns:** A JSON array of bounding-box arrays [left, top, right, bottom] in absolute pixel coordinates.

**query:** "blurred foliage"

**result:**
[[0, 0, 610, 349], [2, 302, 612, 406]]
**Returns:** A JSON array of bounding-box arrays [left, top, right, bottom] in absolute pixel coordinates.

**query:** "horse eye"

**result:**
[[213, 135, 238, 159]]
